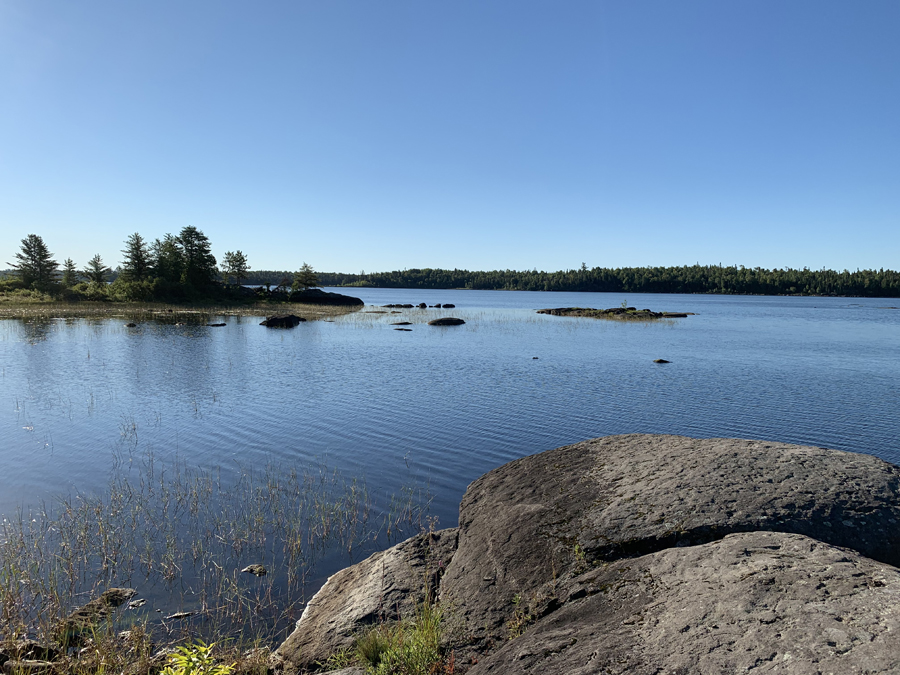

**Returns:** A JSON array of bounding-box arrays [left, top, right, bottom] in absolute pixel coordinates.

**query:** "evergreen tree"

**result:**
[[8, 234, 58, 289], [221, 250, 250, 285], [84, 254, 111, 284], [151, 234, 184, 283], [292, 262, 320, 292], [177, 226, 217, 288], [61, 258, 80, 287], [120, 233, 152, 281]]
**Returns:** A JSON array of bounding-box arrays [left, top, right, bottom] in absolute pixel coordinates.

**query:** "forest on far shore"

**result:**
[[255, 265, 900, 298], [3, 228, 898, 301]]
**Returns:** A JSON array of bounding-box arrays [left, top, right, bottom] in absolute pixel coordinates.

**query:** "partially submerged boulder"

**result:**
[[274, 529, 458, 673], [469, 531, 900, 675], [428, 317, 465, 326], [260, 314, 306, 328], [59, 587, 137, 645]]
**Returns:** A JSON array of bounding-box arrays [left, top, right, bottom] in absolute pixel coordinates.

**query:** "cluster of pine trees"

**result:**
[[311, 265, 900, 298], [2, 228, 319, 303]]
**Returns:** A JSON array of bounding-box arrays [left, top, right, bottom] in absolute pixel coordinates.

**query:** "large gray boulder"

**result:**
[[468, 531, 900, 675], [274, 529, 458, 674], [440, 434, 900, 645]]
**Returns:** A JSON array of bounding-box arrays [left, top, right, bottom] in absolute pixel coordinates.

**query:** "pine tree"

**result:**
[[292, 262, 320, 292], [177, 226, 217, 288], [8, 234, 58, 289], [221, 250, 250, 285], [83, 254, 111, 284], [151, 234, 184, 283], [120, 233, 152, 281], [61, 258, 80, 287]]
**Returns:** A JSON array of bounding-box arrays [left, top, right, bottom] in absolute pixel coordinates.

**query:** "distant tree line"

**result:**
[[2, 229, 319, 303], [298, 265, 899, 298]]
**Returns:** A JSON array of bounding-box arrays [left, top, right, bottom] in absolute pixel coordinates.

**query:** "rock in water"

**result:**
[[59, 588, 137, 645], [259, 315, 305, 328], [241, 564, 267, 576], [427, 317, 465, 326], [288, 289, 364, 306]]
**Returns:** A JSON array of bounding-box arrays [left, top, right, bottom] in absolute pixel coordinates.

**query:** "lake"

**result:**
[[1, 288, 898, 636]]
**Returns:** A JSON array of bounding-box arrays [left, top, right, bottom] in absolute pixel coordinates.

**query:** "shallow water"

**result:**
[[2, 289, 899, 529]]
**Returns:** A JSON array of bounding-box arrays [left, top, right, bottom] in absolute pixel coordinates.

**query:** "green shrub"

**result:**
[[160, 641, 235, 675]]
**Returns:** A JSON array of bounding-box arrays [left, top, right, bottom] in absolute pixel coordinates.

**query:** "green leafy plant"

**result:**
[[506, 593, 535, 639], [160, 641, 235, 675]]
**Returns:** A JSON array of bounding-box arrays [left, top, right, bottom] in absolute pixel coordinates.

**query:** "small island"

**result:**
[[537, 306, 690, 320]]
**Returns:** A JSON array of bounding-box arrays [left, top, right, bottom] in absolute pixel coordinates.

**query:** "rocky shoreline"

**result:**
[[274, 434, 900, 674]]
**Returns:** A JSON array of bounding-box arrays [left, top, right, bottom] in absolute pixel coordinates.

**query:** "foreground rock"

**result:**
[[273, 529, 458, 673], [469, 531, 900, 674], [260, 314, 306, 327], [289, 289, 364, 306], [441, 435, 900, 644], [275, 434, 900, 673]]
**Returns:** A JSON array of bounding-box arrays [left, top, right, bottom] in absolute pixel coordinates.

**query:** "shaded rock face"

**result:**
[[439, 434, 900, 645], [260, 314, 306, 327], [274, 529, 458, 674], [469, 531, 900, 675]]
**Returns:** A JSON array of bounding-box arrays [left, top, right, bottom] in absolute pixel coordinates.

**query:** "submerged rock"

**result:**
[[59, 588, 137, 645], [241, 564, 268, 576], [427, 317, 465, 326]]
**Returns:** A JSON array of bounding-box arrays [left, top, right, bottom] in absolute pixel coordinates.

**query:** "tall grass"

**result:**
[[0, 452, 431, 655]]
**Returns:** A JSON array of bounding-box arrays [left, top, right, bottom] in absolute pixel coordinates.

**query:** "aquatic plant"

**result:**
[[0, 452, 431, 655]]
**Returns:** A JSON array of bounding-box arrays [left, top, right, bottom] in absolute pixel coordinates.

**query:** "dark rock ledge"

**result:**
[[273, 434, 900, 674]]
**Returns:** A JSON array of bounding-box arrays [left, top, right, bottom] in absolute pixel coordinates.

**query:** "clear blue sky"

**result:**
[[1, 1, 897, 273]]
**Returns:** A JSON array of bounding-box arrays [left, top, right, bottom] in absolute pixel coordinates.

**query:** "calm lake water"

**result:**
[[2, 289, 899, 525], [1, 289, 899, 626]]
